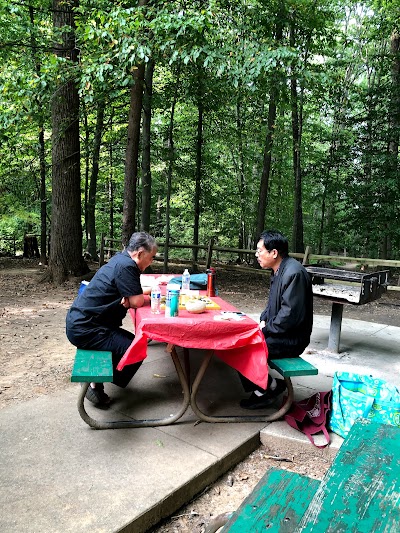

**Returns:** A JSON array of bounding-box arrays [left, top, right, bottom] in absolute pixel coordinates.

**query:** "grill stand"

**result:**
[[328, 302, 344, 353]]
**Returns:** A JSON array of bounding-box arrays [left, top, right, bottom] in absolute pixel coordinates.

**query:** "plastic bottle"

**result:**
[[150, 284, 161, 314], [181, 269, 190, 292]]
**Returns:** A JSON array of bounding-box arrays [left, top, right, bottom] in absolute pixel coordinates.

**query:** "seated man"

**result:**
[[66, 231, 157, 407], [240, 229, 313, 409]]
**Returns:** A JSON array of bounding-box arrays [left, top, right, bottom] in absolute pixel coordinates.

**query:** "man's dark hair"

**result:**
[[127, 232, 157, 252], [260, 230, 289, 257]]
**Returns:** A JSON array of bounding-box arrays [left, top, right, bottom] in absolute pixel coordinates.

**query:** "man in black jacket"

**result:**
[[240, 230, 313, 409]]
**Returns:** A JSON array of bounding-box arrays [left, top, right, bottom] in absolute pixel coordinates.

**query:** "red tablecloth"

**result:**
[[117, 295, 269, 389]]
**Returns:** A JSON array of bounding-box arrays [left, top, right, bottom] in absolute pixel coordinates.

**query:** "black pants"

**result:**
[[67, 326, 142, 388]]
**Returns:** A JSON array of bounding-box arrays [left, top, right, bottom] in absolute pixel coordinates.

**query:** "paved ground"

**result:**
[[1, 315, 399, 533]]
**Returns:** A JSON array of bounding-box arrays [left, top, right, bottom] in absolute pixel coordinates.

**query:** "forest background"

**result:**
[[0, 0, 399, 283]]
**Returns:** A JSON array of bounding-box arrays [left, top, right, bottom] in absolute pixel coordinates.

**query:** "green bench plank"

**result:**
[[297, 418, 400, 532], [269, 357, 318, 377], [222, 468, 320, 532], [71, 349, 113, 383]]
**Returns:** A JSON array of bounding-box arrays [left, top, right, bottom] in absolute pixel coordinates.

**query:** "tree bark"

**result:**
[[254, 14, 284, 254], [46, 0, 88, 283], [122, 0, 149, 246], [193, 70, 203, 265], [290, 24, 305, 254], [86, 100, 105, 260], [122, 64, 145, 245], [141, 59, 155, 232], [163, 68, 180, 273], [28, 5, 47, 265]]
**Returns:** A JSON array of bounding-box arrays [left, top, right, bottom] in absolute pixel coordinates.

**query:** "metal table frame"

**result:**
[[76, 347, 294, 429]]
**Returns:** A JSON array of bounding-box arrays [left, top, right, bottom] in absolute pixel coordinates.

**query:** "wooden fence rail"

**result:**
[[98, 234, 400, 290]]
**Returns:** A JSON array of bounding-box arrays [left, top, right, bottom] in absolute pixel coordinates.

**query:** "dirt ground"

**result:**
[[1, 257, 399, 532]]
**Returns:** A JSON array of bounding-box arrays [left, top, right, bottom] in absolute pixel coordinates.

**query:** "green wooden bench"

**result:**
[[262, 356, 318, 422], [71, 348, 114, 384], [205, 418, 400, 532], [70, 347, 190, 430], [269, 357, 318, 379]]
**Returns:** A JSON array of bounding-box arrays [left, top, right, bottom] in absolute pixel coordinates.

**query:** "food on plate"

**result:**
[[185, 299, 207, 314]]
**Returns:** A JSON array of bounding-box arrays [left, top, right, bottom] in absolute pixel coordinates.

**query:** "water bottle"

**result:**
[[181, 269, 190, 292], [150, 284, 161, 314]]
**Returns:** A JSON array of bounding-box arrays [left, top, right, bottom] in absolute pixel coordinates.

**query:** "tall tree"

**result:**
[[122, 0, 149, 245], [46, 0, 88, 282], [140, 59, 155, 232], [254, 8, 285, 249], [86, 99, 106, 260]]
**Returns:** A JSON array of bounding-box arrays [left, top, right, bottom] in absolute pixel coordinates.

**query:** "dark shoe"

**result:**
[[240, 379, 287, 410], [85, 383, 111, 408]]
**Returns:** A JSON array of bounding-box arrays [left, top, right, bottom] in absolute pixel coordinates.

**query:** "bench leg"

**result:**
[[204, 512, 233, 533], [76, 347, 190, 430], [190, 352, 294, 423]]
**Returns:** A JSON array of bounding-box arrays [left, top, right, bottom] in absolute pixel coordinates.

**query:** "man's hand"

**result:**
[[121, 297, 130, 309], [259, 320, 266, 330]]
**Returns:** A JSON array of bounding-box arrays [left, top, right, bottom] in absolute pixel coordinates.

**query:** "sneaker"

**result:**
[[85, 383, 111, 408], [240, 379, 287, 410]]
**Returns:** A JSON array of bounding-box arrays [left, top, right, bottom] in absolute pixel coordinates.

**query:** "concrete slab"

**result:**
[[1, 315, 399, 533], [0, 341, 265, 533]]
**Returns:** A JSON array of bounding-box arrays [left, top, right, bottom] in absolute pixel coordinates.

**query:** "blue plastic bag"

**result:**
[[329, 371, 400, 438], [169, 273, 208, 291]]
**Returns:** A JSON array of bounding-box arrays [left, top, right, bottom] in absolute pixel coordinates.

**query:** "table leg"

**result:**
[[190, 352, 295, 423], [328, 302, 343, 353], [183, 347, 191, 392], [76, 345, 190, 430]]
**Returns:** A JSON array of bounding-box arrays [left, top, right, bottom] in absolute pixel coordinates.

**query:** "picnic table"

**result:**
[[72, 275, 317, 429], [206, 417, 400, 532]]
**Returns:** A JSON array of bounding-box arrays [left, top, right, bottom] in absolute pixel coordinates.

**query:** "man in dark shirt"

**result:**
[[240, 229, 313, 409], [66, 232, 157, 407]]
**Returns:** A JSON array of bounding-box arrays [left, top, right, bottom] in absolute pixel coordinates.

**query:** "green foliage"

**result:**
[[0, 0, 399, 260]]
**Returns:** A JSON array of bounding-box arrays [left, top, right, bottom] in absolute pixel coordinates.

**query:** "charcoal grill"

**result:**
[[305, 266, 389, 352]]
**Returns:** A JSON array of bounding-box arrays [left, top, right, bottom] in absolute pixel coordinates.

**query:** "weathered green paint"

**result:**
[[269, 357, 318, 377], [297, 418, 400, 532], [71, 349, 113, 382], [222, 468, 320, 532]]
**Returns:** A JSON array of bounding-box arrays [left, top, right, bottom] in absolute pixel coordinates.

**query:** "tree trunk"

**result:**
[[193, 71, 203, 265], [387, 31, 400, 256], [122, 64, 145, 245], [86, 100, 105, 260], [39, 127, 47, 265], [163, 68, 180, 273], [290, 25, 304, 254], [255, 89, 277, 245], [122, 0, 149, 246], [108, 124, 115, 239], [254, 14, 283, 256], [29, 6, 47, 265], [46, 0, 88, 284], [235, 98, 246, 256], [82, 102, 90, 242], [141, 59, 155, 232]]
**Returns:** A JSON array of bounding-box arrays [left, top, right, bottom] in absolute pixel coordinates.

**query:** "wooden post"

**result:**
[[206, 237, 214, 269], [163, 237, 169, 273], [99, 233, 105, 266], [302, 245, 311, 265]]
